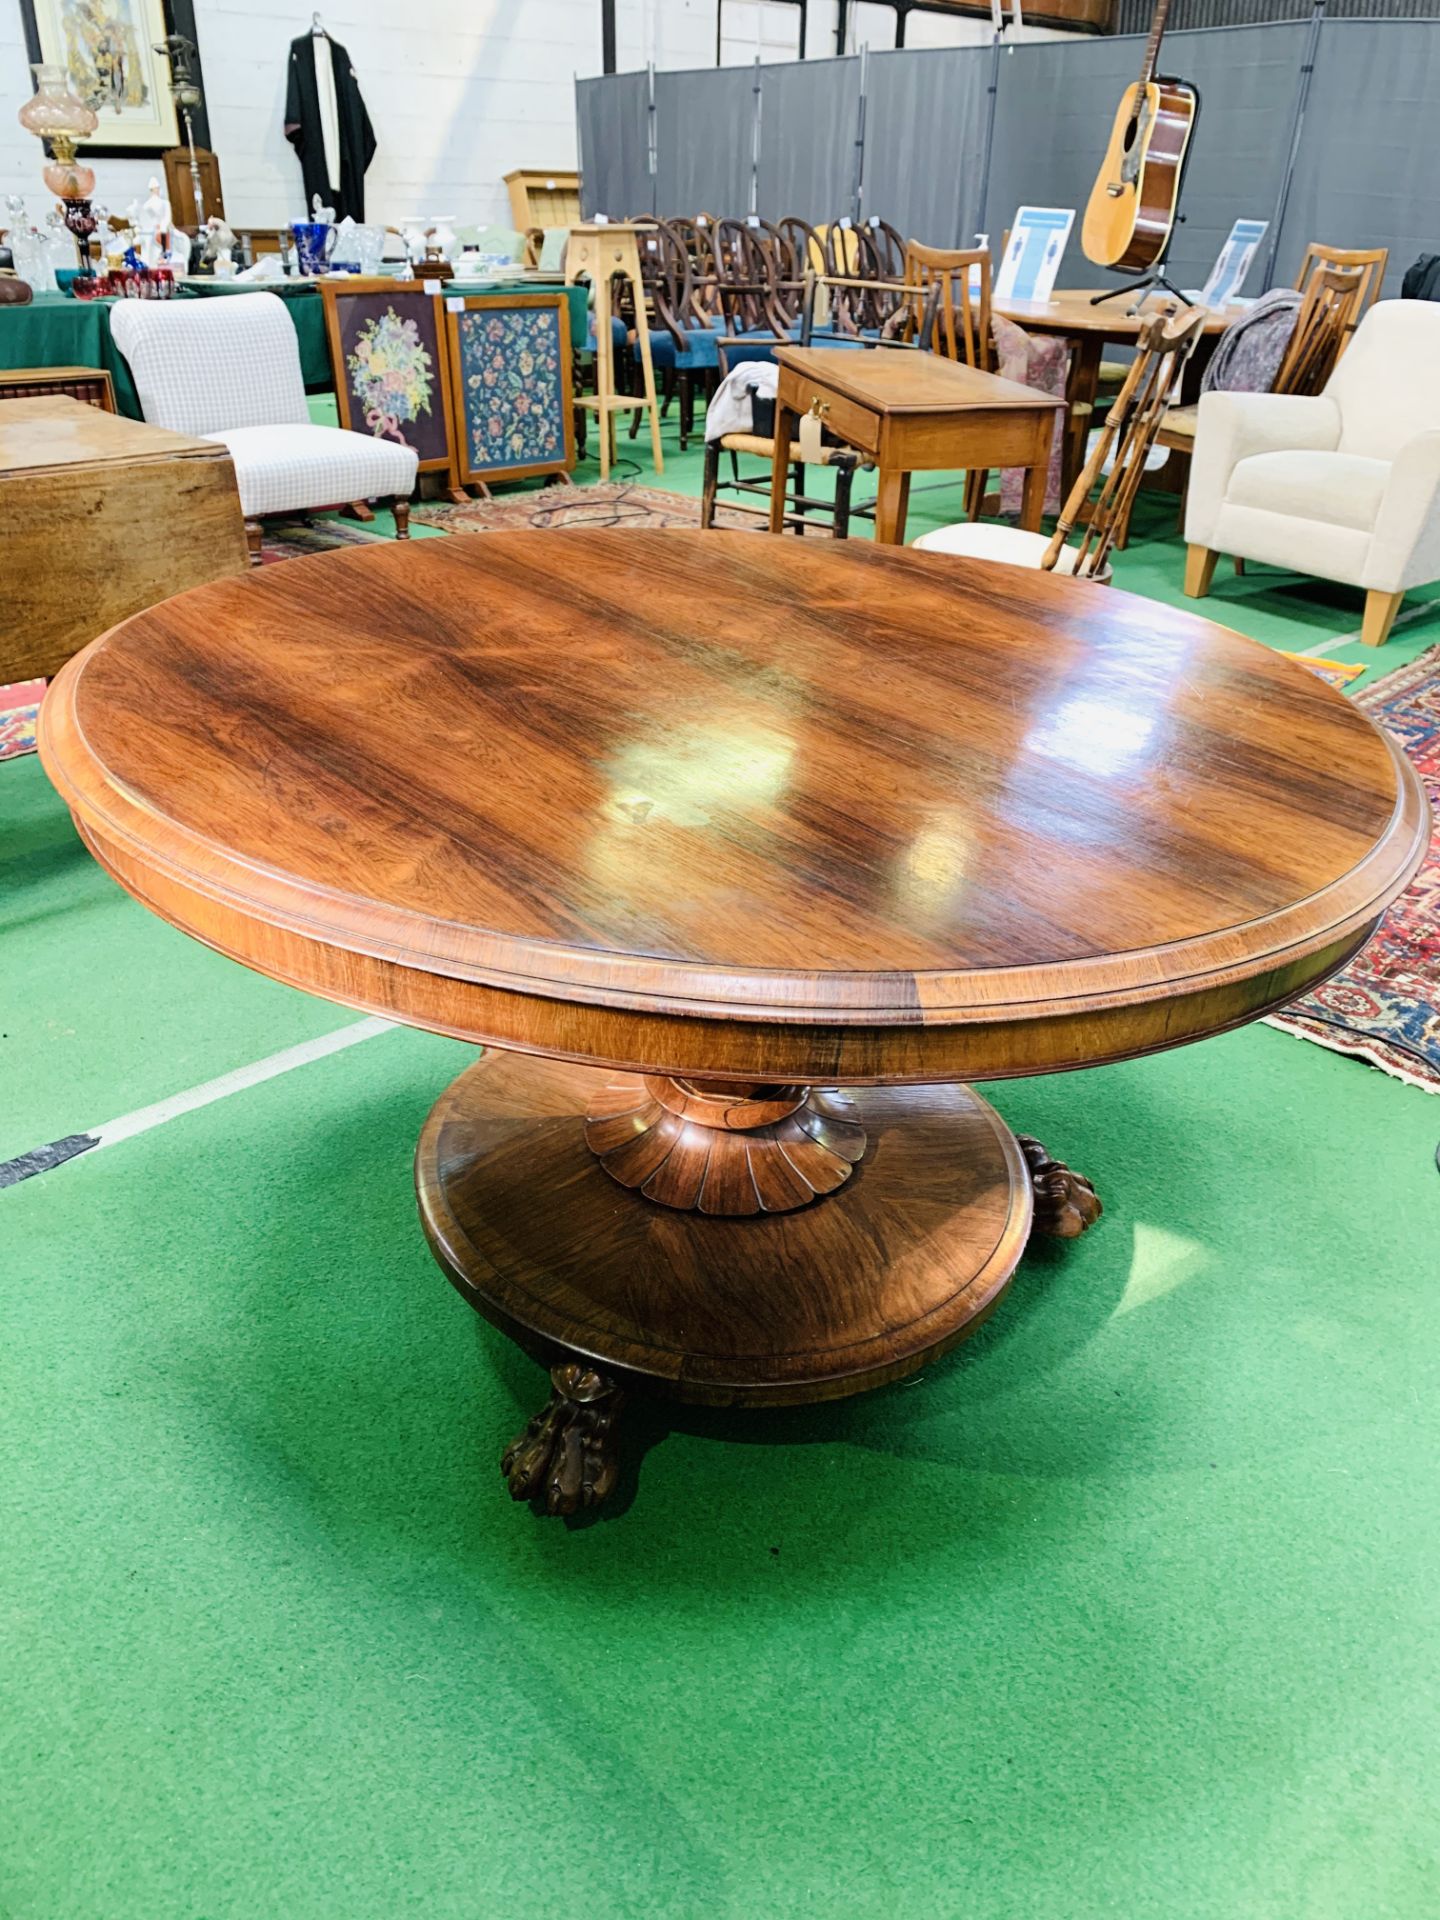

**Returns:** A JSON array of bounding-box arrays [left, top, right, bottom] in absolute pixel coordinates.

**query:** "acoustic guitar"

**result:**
[[1081, 0, 1199, 273]]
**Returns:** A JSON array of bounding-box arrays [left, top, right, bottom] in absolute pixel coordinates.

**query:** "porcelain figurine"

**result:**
[[136, 176, 172, 269], [202, 215, 237, 268]]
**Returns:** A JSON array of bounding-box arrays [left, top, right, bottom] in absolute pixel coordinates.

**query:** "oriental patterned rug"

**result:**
[[0, 679, 45, 762], [257, 518, 389, 564], [1266, 643, 1440, 1093], [1278, 652, 1365, 691], [411, 481, 753, 534]]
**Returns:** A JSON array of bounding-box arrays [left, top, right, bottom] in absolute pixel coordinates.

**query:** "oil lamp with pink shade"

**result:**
[[17, 64, 100, 278]]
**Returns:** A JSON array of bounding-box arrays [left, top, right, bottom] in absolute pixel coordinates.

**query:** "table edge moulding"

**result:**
[[38, 530, 1430, 1518]]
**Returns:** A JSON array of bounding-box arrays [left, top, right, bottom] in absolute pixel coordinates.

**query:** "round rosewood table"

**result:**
[[40, 532, 1427, 1517]]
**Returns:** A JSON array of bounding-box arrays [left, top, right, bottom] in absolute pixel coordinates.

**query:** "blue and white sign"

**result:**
[[994, 207, 1075, 304], [1200, 219, 1268, 308]]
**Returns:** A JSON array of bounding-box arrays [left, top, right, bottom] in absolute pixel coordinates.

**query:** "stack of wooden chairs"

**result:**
[[594, 212, 916, 454]]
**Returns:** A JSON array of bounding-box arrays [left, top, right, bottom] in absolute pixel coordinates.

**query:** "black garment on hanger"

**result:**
[[284, 33, 376, 222]]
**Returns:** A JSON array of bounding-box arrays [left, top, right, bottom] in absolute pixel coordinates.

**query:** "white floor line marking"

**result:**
[[90, 1016, 395, 1152], [1296, 601, 1440, 656]]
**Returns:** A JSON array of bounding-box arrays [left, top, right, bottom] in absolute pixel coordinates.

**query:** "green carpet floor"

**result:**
[[2, 405, 1438, 1919]]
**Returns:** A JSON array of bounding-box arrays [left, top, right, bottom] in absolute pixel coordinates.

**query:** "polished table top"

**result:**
[[41, 531, 1427, 1084], [775, 344, 1064, 413], [993, 288, 1248, 337]]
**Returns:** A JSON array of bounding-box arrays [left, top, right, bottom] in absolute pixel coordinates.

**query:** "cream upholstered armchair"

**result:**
[[1184, 299, 1440, 646], [111, 291, 417, 562]]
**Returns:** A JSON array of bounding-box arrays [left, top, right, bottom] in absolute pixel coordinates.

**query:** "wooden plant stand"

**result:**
[[565, 223, 664, 482]]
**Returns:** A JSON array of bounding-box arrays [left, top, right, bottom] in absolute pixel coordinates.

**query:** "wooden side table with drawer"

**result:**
[[769, 346, 1064, 545]]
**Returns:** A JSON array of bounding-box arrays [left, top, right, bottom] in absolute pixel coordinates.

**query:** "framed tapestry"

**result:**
[[442, 292, 575, 489], [320, 279, 456, 490], [20, 0, 210, 157]]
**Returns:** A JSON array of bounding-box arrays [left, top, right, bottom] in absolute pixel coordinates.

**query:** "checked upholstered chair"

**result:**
[[110, 291, 416, 563]]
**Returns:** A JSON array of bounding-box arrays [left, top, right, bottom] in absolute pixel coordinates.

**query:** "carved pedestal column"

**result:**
[[584, 1075, 867, 1216]]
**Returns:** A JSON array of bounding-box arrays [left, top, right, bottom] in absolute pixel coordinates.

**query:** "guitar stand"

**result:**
[[1091, 266, 1194, 314]]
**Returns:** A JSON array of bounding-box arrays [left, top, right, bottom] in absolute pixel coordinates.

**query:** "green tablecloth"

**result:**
[[0, 292, 143, 416], [1, 279, 590, 421]]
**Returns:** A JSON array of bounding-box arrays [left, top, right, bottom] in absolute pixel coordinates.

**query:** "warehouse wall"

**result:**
[[0, 0, 679, 232]]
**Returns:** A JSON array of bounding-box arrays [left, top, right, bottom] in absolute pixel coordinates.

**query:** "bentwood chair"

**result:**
[[816, 222, 864, 279], [626, 219, 722, 451], [110, 291, 415, 563], [913, 308, 1209, 580], [708, 220, 769, 337], [778, 216, 822, 285], [669, 217, 714, 306], [755, 218, 810, 335], [858, 219, 907, 285]]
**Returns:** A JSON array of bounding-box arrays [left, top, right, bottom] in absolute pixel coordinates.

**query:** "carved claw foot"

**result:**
[[501, 1363, 626, 1515], [1017, 1135, 1103, 1239]]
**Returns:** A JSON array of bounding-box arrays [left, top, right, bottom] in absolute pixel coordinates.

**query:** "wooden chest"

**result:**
[[0, 396, 249, 683]]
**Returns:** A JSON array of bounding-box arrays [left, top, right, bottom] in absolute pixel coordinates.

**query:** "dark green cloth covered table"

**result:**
[[0, 279, 590, 421], [0, 292, 143, 417]]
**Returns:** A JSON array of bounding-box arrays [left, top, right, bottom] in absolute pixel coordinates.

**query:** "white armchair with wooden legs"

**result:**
[[1184, 300, 1440, 646]]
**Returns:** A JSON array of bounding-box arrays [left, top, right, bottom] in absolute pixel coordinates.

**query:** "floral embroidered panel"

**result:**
[[334, 289, 451, 466], [453, 299, 569, 480]]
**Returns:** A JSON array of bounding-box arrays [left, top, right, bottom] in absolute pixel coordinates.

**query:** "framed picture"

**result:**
[[443, 292, 575, 489], [320, 279, 456, 488], [19, 0, 210, 157]]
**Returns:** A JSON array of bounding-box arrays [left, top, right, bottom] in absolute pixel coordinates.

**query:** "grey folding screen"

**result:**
[[862, 46, 990, 248], [578, 19, 1440, 290], [983, 31, 1138, 268], [576, 71, 651, 219], [654, 65, 756, 217], [754, 58, 862, 226], [985, 23, 1309, 290], [1154, 22, 1311, 290], [1277, 19, 1440, 294]]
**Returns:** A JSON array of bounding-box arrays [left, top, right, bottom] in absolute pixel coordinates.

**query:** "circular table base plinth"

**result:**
[[416, 1051, 1036, 1412]]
